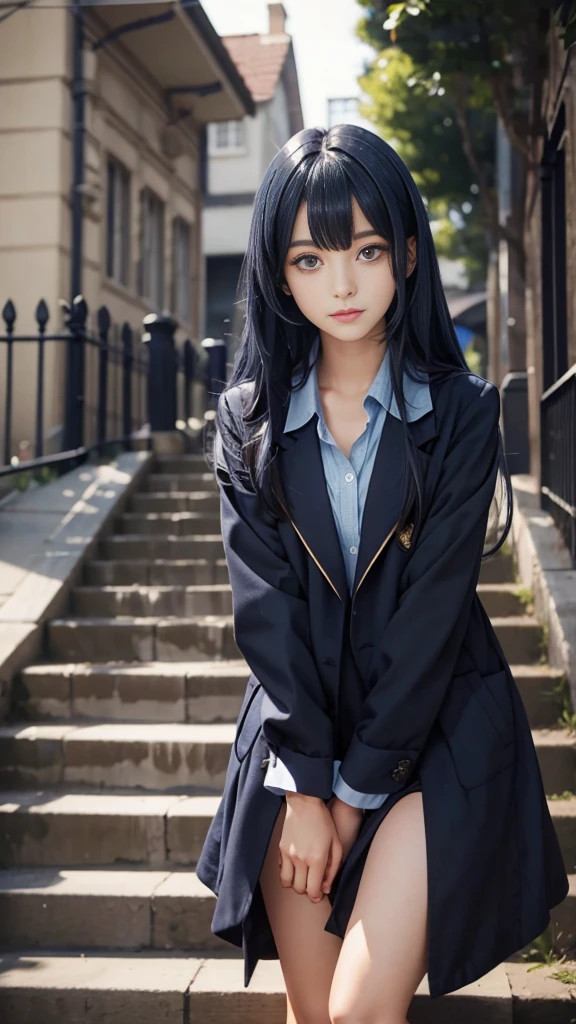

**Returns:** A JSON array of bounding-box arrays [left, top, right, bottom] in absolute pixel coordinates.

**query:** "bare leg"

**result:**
[[329, 791, 428, 1024], [260, 801, 343, 1024]]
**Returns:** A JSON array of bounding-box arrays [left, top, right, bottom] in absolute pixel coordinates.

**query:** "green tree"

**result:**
[[356, 0, 573, 370], [358, 45, 494, 282]]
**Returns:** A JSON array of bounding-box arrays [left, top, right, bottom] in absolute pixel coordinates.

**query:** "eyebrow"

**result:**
[[287, 229, 383, 249]]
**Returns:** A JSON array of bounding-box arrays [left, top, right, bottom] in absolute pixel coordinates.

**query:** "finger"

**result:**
[[322, 838, 342, 893], [292, 860, 308, 896], [279, 850, 294, 889], [306, 856, 325, 903]]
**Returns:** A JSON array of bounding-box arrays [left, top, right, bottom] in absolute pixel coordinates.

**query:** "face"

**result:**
[[281, 194, 416, 344]]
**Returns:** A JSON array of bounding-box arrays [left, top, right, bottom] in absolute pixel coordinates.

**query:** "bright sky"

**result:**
[[201, 0, 375, 130]]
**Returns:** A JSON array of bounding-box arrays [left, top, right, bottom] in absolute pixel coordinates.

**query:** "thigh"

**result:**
[[259, 801, 342, 1024], [329, 791, 428, 1024]]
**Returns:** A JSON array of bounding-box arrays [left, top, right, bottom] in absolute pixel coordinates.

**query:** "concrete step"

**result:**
[[154, 455, 211, 474], [116, 511, 221, 536], [145, 473, 218, 493], [1, 790, 573, 874], [17, 660, 248, 723], [0, 791, 220, 868], [0, 722, 236, 791], [0, 717, 573, 797], [16, 659, 563, 730], [488, 616, 544, 664], [532, 729, 576, 796], [1, 866, 572, 966], [511, 665, 567, 730], [47, 616, 239, 662], [72, 583, 233, 618], [7, 955, 571, 1024], [100, 534, 224, 561], [130, 491, 220, 514], [47, 610, 542, 668], [0, 868, 227, 951], [476, 583, 528, 618], [85, 557, 229, 586], [478, 550, 515, 584]]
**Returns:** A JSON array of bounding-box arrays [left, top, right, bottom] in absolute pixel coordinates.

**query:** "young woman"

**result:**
[[196, 125, 569, 1024]]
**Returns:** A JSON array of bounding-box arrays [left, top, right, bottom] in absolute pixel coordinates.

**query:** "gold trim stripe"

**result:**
[[352, 518, 400, 598], [288, 516, 342, 602]]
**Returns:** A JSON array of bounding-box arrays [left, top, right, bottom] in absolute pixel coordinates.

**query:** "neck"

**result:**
[[316, 328, 387, 397]]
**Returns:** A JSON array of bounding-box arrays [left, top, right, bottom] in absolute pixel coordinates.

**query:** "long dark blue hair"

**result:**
[[213, 124, 512, 558]]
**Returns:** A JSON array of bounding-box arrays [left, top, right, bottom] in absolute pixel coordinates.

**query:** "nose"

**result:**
[[330, 256, 357, 301]]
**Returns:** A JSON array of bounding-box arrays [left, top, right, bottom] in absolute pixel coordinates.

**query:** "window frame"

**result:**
[[105, 155, 131, 287], [139, 186, 165, 310]]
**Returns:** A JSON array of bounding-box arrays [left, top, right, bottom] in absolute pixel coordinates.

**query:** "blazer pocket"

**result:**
[[437, 667, 515, 790], [233, 674, 263, 763]]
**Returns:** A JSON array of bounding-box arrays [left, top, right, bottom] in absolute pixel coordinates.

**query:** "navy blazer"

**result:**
[[198, 364, 569, 999], [215, 368, 501, 798]]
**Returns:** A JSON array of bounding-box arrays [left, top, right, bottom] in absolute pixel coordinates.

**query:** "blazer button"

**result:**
[[391, 758, 412, 782]]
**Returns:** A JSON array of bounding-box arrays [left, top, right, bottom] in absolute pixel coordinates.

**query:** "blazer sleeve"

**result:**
[[338, 379, 502, 795], [214, 388, 335, 800]]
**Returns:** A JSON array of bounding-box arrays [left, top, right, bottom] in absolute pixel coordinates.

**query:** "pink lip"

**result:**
[[330, 309, 364, 322]]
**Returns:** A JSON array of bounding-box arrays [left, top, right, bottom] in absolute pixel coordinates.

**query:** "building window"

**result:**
[[139, 188, 165, 309], [208, 119, 246, 154], [327, 97, 363, 129], [172, 217, 191, 323], [106, 157, 130, 286]]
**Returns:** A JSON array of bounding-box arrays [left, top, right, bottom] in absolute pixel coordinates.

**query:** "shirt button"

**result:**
[[344, 472, 354, 483], [349, 545, 358, 554]]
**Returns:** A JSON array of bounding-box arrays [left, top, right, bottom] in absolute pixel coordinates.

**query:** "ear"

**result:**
[[281, 281, 292, 296], [406, 236, 417, 278]]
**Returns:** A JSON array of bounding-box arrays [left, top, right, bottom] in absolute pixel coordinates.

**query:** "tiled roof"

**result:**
[[221, 33, 290, 103]]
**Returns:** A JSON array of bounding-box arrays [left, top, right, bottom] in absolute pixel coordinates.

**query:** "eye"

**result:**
[[291, 254, 322, 271], [358, 245, 387, 261]]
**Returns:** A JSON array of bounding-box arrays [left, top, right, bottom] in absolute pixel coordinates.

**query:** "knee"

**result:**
[[329, 995, 403, 1024]]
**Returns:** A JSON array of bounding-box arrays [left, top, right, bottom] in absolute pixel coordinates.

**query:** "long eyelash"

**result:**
[[289, 243, 389, 269]]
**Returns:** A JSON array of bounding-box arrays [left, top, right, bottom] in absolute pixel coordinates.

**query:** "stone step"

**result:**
[[532, 729, 576, 796], [511, 665, 567, 730], [0, 722, 236, 791], [17, 660, 248, 722], [478, 550, 515, 584], [0, 868, 227, 952], [116, 511, 221, 536], [154, 454, 211, 474], [72, 583, 233, 618], [85, 558, 229, 586], [488, 616, 544, 664], [47, 615, 238, 662], [0, 866, 572, 965], [476, 583, 528, 618], [0, 791, 221, 868], [47, 610, 543, 667], [130, 491, 220, 514], [7, 954, 570, 1024], [100, 534, 225, 561], [0, 718, 573, 795], [145, 473, 218, 493], [0, 790, 573, 874], [15, 660, 563, 731]]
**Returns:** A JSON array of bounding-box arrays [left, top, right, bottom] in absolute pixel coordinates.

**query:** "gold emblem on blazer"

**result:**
[[397, 521, 414, 549]]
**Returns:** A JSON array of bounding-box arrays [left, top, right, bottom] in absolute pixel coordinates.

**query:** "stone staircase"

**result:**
[[0, 452, 574, 1022]]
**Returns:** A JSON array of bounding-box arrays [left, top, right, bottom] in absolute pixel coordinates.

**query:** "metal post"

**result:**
[[142, 313, 178, 432], [200, 336, 227, 411]]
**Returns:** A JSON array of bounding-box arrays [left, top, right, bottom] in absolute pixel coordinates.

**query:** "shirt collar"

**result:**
[[284, 333, 432, 433]]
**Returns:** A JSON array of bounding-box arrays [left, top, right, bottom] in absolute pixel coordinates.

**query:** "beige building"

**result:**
[[202, 2, 303, 349], [0, 0, 253, 460]]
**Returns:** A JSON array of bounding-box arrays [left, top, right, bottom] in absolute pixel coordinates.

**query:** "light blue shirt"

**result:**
[[264, 335, 432, 809]]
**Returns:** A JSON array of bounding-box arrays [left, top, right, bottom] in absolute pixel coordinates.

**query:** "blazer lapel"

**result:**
[[275, 395, 439, 604], [351, 405, 438, 596], [276, 416, 349, 602]]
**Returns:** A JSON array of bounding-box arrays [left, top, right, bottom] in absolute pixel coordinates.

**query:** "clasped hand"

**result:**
[[278, 792, 364, 902]]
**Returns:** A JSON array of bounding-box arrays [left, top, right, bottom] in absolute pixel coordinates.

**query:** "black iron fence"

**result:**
[[541, 361, 576, 567], [0, 296, 224, 480]]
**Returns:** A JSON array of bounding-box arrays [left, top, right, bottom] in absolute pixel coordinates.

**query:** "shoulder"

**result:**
[[431, 368, 501, 424]]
